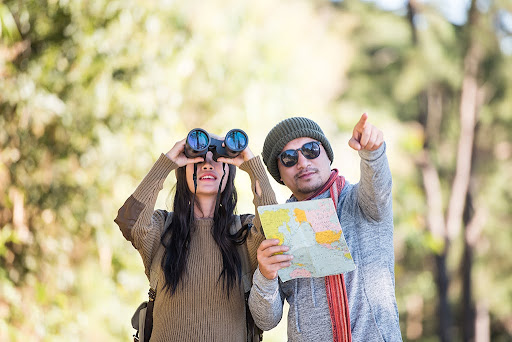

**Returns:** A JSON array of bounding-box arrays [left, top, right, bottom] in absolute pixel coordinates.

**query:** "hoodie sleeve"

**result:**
[[248, 268, 285, 330], [355, 143, 393, 222]]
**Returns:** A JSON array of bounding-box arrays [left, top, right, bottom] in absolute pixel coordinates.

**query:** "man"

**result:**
[[248, 115, 402, 341]]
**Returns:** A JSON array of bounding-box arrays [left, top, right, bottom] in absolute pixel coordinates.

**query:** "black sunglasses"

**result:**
[[277, 141, 322, 167]]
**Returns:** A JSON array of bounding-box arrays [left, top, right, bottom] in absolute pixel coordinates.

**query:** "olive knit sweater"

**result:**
[[115, 154, 275, 342]]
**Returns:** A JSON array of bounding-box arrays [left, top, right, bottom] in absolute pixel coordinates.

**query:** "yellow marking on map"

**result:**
[[344, 252, 353, 260], [315, 230, 342, 245], [267, 233, 285, 246], [260, 209, 291, 246], [294, 208, 308, 225], [260, 209, 291, 233]]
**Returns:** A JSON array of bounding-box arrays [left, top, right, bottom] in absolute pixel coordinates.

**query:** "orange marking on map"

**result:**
[[294, 208, 307, 224], [315, 230, 342, 245]]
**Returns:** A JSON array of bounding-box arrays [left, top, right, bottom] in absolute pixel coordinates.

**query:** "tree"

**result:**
[[333, 0, 512, 340]]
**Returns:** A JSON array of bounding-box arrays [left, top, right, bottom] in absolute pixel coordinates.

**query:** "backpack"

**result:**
[[131, 212, 263, 342]]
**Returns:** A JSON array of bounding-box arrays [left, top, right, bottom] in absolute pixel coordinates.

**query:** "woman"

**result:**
[[114, 132, 275, 342]]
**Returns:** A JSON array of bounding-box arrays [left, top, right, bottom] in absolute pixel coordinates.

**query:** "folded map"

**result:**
[[257, 198, 356, 282]]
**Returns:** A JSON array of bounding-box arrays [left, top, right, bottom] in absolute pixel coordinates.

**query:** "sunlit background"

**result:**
[[1, 0, 512, 341]]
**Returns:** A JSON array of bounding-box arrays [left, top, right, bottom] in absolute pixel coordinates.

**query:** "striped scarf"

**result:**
[[303, 169, 352, 342]]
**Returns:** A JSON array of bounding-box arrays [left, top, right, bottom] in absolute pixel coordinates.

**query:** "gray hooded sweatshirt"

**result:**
[[248, 143, 402, 341]]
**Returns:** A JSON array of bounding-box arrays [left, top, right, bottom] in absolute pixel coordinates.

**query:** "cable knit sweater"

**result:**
[[115, 154, 276, 342]]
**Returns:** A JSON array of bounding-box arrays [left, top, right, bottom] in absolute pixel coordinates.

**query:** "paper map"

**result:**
[[257, 198, 355, 282]]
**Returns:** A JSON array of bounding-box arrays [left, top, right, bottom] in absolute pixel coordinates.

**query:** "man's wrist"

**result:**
[[358, 142, 386, 161]]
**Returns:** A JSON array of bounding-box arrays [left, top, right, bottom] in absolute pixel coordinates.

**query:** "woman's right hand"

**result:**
[[165, 139, 204, 167]]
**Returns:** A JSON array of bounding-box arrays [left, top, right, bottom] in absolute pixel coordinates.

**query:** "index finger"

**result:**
[[354, 113, 369, 132], [175, 138, 187, 147], [258, 239, 283, 250]]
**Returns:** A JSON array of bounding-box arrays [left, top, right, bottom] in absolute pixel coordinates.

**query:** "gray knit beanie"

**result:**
[[262, 117, 334, 184]]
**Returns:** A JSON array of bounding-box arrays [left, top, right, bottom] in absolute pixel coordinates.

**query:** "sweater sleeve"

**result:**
[[356, 142, 393, 222], [239, 156, 278, 271], [239, 156, 278, 231], [114, 154, 178, 276], [248, 268, 285, 330]]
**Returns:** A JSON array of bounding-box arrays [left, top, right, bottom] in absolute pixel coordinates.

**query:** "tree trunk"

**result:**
[[436, 249, 452, 342], [462, 187, 487, 341], [445, 39, 481, 241], [461, 193, 475, 342], [412, 1, 484, 340], [418, 84, 453, 342], [474, 302, 490, 342], [419, 84, 453, 342], [457, 1, 484, 340]]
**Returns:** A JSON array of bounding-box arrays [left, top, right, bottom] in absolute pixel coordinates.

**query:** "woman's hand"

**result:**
[[217, 145, 255, 167], [165, 139, 204, 167]]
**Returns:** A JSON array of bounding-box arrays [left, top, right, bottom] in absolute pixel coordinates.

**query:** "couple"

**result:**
[[115, 115, 402, 342]]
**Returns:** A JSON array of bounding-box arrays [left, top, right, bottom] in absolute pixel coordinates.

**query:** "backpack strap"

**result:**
[[149, 211, 172, 290], [143, 211, 172, 342], [231, 215, 252, 294], [231, 215, 263, 342]]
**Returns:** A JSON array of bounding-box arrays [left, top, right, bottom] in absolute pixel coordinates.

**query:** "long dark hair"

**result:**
[[160, 163, 245, 296]]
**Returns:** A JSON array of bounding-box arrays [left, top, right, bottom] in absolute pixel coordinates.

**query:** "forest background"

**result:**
[[1, 0, 511, 341]]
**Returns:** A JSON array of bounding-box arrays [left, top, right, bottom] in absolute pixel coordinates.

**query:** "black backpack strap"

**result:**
[[232, 215, 263, 342], [143, 210, 172, 342], [231, 215, 252, 294]]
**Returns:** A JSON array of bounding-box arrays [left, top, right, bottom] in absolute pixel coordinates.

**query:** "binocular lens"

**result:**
[[184, 128, 248, 160], [187, 129, 210, 151], [185, 128, 210, 158], [225, 129, 248, 152]]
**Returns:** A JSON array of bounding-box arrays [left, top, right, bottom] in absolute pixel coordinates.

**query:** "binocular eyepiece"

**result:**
[[185, 128, 248, 161]]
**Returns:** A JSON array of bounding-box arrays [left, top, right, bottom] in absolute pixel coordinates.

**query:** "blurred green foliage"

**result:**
[[1, 0, 511, 341]]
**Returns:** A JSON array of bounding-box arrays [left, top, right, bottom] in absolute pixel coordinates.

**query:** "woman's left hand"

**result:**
[[217, 146, 255, 167]]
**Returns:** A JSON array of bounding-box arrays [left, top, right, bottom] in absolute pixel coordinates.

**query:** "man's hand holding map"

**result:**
[[257, 198, 356, 282]]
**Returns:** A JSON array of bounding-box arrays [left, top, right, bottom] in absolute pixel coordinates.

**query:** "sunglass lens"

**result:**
[[280, 150, 298, 167], [188, 130, 209, 151], [302, 142, 321, 159]]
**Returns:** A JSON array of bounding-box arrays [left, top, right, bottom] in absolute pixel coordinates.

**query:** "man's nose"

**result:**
[[295, 151, 311, 169]]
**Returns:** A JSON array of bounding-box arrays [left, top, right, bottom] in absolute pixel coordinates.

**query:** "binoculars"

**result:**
[[185, 128, 248, 161]]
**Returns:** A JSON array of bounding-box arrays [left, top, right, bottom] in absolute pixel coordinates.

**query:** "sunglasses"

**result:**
[[277, 141, 322, 167]]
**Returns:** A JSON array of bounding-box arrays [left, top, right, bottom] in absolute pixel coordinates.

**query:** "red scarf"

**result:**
[[303, 169, 352, 342]]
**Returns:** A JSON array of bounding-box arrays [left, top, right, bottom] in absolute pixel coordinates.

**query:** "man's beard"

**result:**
[[294, 168, 323, 196]]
